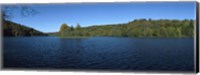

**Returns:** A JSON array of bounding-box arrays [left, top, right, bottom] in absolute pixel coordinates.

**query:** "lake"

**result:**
[[3, 37, 195, 72]]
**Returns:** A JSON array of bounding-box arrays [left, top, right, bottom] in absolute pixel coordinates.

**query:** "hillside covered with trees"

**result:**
[[55, 19, 194, 38], [3, 20, 47, 36]]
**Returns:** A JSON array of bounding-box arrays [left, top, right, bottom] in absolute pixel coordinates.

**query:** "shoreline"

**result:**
[[3, 36, 194, 39]]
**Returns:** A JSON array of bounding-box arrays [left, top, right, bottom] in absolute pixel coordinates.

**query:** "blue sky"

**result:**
[[6, 2, 196, 33]]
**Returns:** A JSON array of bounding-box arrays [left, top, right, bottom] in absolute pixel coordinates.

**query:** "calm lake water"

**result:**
[[3, 37, 194, 72]]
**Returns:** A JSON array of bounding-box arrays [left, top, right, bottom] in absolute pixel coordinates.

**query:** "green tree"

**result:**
[[75, 23, 82, 36], [59, 23, 69, 36], [70, 25, 74, 31], [76, 23, 81, 30]]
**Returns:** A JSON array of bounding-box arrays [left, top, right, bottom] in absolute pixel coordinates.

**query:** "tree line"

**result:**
[[56, 19, 194, 38], [3, 20, 47, 36]]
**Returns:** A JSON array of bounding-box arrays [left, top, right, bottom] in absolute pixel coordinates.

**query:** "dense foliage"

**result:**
[[3, 20, 47, 36], [57, 19, 194, 38]]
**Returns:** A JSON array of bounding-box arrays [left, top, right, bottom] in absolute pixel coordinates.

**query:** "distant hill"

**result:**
[[3, 20, 48, 36], [46, 32, 59, 36], [56, 19, 194, 38]]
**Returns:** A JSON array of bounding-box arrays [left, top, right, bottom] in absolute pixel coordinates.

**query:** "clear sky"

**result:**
[[7, 2, 196, 33]]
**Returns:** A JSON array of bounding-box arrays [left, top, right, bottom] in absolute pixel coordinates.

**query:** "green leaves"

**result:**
[[3, 20, 47, 36], [57, 19, 194, 38]]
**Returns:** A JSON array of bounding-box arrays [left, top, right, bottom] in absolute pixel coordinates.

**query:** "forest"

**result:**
[[3, 18, 194, 38], [3, 20, 47, 36], [53, 19, 194, 38]]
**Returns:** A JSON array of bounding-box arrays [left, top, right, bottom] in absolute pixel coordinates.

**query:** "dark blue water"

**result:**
[[3, 37, 194, 72]]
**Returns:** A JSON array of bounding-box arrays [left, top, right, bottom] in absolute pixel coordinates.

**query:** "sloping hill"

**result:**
[[56, 19, 194, 38], [3, 20, 48, 36]]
